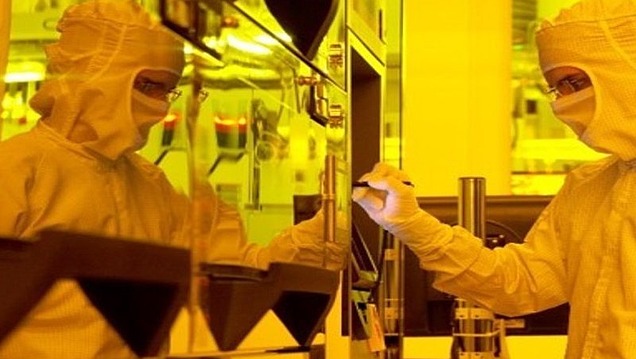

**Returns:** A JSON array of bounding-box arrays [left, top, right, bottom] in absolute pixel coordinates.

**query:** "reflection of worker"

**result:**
[[354, 0, 636, 358], [0, 1, 347, 358]]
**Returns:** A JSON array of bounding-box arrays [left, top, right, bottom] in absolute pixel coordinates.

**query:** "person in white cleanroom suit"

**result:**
[[0, 0, 348, 358], [354, 0, 636, 358]]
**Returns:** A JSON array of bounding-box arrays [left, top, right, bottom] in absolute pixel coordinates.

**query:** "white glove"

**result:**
[[351, 163, 420, 232], [351, 163, 449, 251], [266, 209, 350, 271], [190, 180, 249, 265]]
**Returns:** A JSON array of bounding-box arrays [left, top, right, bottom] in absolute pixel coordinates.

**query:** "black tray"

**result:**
[[0, 230, 190, 357], [199, 262, 340, 351]]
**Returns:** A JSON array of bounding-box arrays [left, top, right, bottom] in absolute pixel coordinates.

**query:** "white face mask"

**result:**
[[130, 90, 170, 149], [550, 86, 596, 137]]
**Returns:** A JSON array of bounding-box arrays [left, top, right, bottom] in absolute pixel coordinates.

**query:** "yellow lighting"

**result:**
[[214, 116, 247, 127], [184, 43, 194, 55], [255, 32, 292, 46], [4, 71, 44, 83], [203, 36, 223, 49], [5, 61, 46, 83], [226, 34, 271, 56]]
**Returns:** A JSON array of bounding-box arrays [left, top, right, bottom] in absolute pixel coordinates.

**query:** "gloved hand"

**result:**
[[190, 180, 248, 265], [266, 208, 350, 271], [351, 162, 420, 232], [352, 162, 448, 250]]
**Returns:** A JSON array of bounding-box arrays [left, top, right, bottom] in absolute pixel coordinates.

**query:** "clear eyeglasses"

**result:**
[[134, 77, 183, 102], [544, 74, 592, 100], [133, 77, 210, 104]]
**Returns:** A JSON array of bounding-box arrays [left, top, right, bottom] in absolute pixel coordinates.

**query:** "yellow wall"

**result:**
[[403, 0, 512, 196]]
